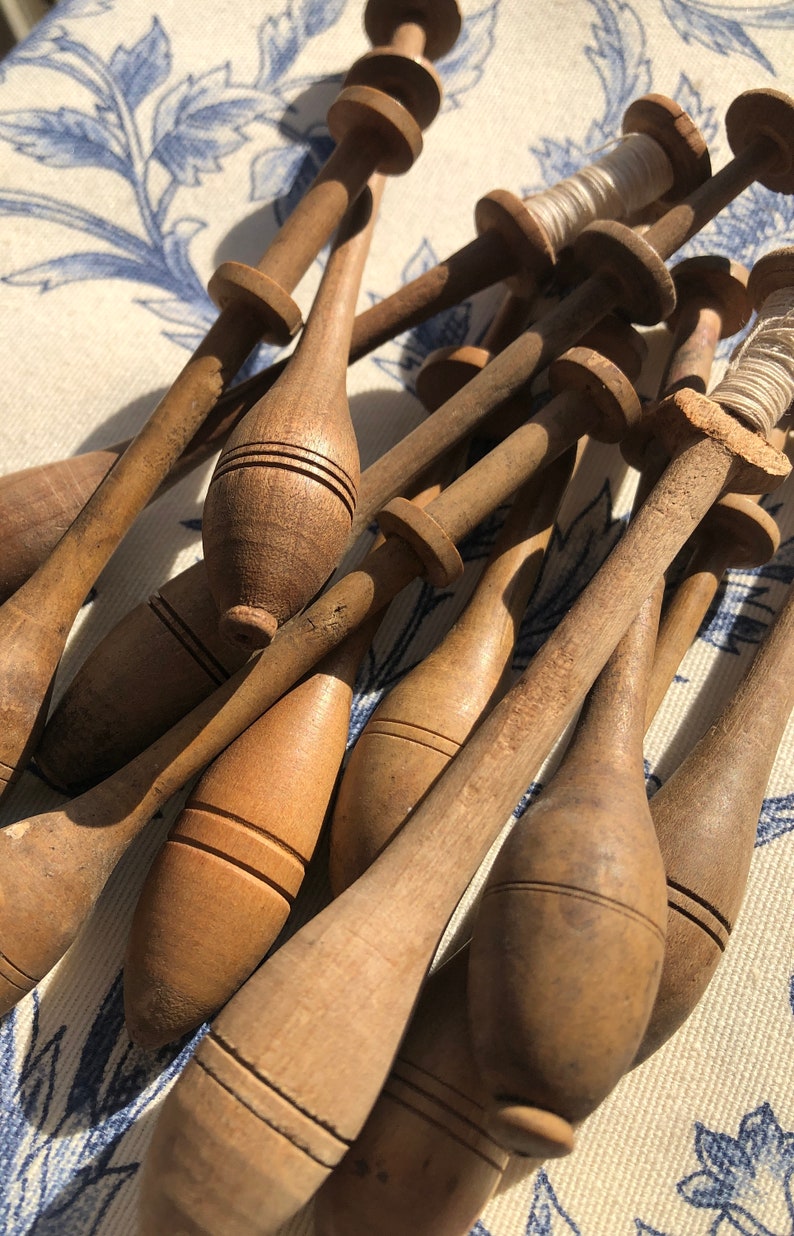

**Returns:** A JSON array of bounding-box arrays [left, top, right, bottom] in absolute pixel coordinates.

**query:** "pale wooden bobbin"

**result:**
[[314, 948, 515, 1236], [329, 445, 578, 893], [0, 0, 464, 801], [0, 344, 645, 1021], [120, 290, 554, 1049], [123, 475, 459, 1050], [136, 250, 792, 1234]]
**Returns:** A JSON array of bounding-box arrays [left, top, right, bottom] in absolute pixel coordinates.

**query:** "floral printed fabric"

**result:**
[[0, 2, 792, 1234]]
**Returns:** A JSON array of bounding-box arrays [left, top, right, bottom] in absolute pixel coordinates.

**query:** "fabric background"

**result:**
[[0, 1, 792, 1233]]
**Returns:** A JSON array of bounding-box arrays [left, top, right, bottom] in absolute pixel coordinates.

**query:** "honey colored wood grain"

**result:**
[[329, 446, 577, 893], [201, 181, 380, 651], [314, 948, 513, 1236]]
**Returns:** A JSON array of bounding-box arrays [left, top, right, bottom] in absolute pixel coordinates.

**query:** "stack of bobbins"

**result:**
[[0, 0, 463, 803], [34, 89, 711, 793], [135, 247, 793, 1235], [0, 91, 707, 608]]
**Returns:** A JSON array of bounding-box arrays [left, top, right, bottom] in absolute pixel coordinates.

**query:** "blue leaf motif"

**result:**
[[296, 0, 346, 38], [585, 0, 651, 134], [756, 793, 794, 847], [678, 1105, 794, 1234], [0, 108, 127, 176], [436, 2, 498, 110], [527, 1170, 581, 1234], [660, 0, 779, 73], [256, 11, 302, 89], [109, 17, 171, 111], [29, 1160, 135, 1235], [160, 217, 208, 301], [152, 65, 266, 187], [250, 141, 315, 203], [4, 252, 161, 292], [669, 71, 719, 149]]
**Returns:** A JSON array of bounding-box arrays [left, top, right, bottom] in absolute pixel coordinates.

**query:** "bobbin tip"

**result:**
[[124, 974, 201, 1051], [488, 1103, 575, 1159], [219, 605, 279, 651]]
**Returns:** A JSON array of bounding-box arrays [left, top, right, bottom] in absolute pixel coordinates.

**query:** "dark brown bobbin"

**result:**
[[547, 346, 642, 443], [364, 0, 462, 61], [573, 218, 677, 324], [344, 50, 442, 131], [668, 255, 752, 340], [726, 88, 794, 193], [474, 189, 556, 294], [377, 497, 464, 586], [575, 314, 648, 384], [747, 245, 794, 307], [314, 949, 511, 1236], [207, 263, 303, 346], [622, 93, 711, 203], [327, 84, 423, 175], [637, 579, 794, 1065], [35, 561, 247, 795], [698, 492, 780, 567]]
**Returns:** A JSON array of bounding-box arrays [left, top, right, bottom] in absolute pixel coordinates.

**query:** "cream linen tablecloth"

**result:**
[[0, 2, 792, 1233]]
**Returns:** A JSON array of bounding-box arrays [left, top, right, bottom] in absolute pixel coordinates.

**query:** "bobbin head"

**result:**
[[327, 85, 422, 175], [576, 315, 648, 383], [668, 255, 752, 339], [747, 247, 794, 309], [548, 347, 642, 442], [474, 189, 556, 293], [700, 493, 780, 568], [344, 50, 442, 130], [415, 345, 490, 411], [725, 89, 794, 194], [573, 219, 676, 324], [364, 0, 462, 61], [622, 93, 711, 203]]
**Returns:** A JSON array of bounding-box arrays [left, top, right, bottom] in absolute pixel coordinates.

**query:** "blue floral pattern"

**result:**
[[0, 0, 792, 1233]]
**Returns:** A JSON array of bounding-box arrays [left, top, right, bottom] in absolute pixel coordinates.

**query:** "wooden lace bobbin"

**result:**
[[135, 251, 793, 1233], [314, 948, 514, 1236], [200, 0, 465, 651], [202, 178, 383, 652], [353, 88, 794, 527], [465, 449, 670, 1160], [0, 344, 646, 1022], [646, 490, 780, 726], [35, 289, 534, 796], [327, 322, 645, 894], [350, 92, 709, 356], [0, 37, 423, 803], [328, 444, 579, 895], [635, 574, 794, 1065], [121, 343, 484, 1050]]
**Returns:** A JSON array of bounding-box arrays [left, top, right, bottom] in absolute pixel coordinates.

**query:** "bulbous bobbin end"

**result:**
[[488, 1102, 575, 1160], [219, 604, 279, 651]]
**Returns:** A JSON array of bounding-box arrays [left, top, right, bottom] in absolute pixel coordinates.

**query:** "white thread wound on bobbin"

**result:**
[[713, 287, 794, 437], [525, 133, 674, 253]]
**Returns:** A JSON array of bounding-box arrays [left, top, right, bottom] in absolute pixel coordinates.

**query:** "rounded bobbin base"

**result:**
[[488, 1103, 575, 1160]]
